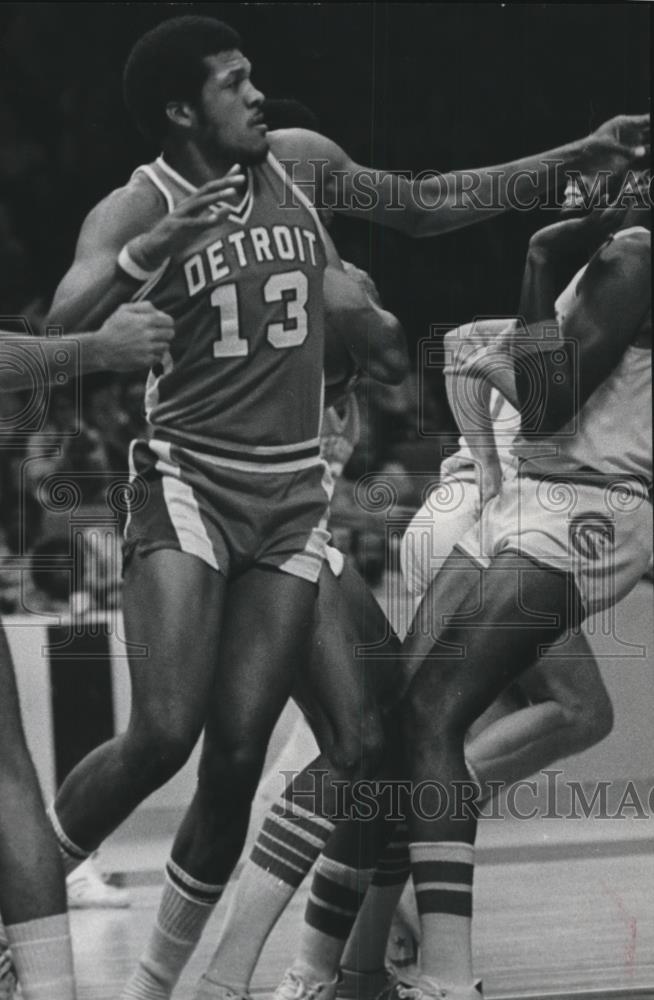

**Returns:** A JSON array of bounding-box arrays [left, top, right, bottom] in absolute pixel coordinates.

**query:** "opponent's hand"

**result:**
[[126, 167, 246, 269], [582, 113, 649, 178], [341, 261, 383, 307], [97, 302, 175, 371]]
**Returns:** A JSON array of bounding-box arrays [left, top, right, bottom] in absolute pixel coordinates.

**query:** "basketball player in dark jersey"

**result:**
[[0, 302, 174, 1000], [39, 16, 647, 1000]]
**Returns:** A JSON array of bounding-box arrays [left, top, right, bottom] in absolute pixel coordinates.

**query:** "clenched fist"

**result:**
[[97, 301, 175, 371]]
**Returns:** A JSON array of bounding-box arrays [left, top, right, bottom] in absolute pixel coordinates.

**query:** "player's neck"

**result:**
[[162, 142, 235, 187]]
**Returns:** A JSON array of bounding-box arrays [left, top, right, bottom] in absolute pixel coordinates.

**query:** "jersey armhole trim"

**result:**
[[266, 151, 330, 254]]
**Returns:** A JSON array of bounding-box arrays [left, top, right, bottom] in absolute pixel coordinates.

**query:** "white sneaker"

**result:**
[[66, 855, 132, 909], [382, 975, 483, 1000], [0, 944, 17, 1000], [273, 968, 339, 1000], [194, 978, 252, 1000]]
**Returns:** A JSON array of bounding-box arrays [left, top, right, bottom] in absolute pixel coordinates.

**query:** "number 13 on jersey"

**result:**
[[212, 270, 309, 358]]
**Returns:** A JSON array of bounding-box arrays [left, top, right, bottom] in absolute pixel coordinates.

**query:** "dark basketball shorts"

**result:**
[[123, 438, 333, 583]]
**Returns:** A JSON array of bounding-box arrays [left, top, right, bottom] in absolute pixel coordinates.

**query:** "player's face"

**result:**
[[196, 51, 268, 165]]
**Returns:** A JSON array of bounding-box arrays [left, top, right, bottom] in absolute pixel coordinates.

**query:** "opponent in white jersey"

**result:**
[[386, 192, 651, 999]]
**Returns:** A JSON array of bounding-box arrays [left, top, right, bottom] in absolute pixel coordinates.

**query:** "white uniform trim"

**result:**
[[156, 155, 255, 226], [266, 151, 330, 254], [152, 441, 220, 571]]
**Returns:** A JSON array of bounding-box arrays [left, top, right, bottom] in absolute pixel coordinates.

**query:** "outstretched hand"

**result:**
[[584, 113, 649, 178]]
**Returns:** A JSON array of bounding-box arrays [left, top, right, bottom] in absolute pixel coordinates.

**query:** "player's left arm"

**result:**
[[271, 117, 648, 238]]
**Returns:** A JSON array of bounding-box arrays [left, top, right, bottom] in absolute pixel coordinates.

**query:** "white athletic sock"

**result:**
[[202, 799, 335, 991], [5, 913, 76, 1000], [120, 859, 223, 1000], [296, 856, 375, 983], [47, 804, 91, 877], [410, 842, 474, 988]]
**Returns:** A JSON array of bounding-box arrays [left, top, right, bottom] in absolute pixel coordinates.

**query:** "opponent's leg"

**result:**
[[466, 634, 613, 789], [351, 643, 610, 987], [403, 552, 582, 992], [125, 568, 317, 1000], [338, 823, 413, 998], [0, 626, 76, 1000], [267, 554, 484, 1000], [50, 550, 226, 867]]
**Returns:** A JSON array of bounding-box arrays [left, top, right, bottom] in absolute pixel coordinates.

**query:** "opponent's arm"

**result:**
[[0, 302, 174, 391], [324, 263, 409, 385], [514, 230, 651, 431], [271, 115, 648, 238], [518, 208, 627, 324]]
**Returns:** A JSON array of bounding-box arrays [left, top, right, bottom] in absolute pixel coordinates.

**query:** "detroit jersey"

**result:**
[[128, 153, 328, 468]]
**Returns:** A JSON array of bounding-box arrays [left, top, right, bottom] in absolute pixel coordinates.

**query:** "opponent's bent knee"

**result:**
[[561, 690, 614, 751]]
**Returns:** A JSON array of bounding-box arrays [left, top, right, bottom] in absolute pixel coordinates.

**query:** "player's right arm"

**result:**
[[47, 173, 244, 332]]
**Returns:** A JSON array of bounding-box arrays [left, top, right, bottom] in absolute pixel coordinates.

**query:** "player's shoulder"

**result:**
[[268, 128, 347, 167], [78, 171, 167, 251]]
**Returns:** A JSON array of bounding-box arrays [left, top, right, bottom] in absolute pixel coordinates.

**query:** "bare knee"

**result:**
[[328, 711, 386, 777], [124, 715, 198, 785], [197, 741, 267, 807]]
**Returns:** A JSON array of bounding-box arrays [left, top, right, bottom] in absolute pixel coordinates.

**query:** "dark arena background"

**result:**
[[0, 4, 652, 1000]]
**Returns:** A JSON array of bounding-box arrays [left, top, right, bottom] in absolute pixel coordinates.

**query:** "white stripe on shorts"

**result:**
[[154, 442, 220, 571]]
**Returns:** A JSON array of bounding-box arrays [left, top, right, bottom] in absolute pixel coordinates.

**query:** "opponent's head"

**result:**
[[124, 16, 269, 165], [600, 169, 652, 233]]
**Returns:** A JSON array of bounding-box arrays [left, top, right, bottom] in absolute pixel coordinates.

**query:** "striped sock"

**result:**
[[410, 841, 474, 988], [120, 859, 223, 1000], [5, 913, 75, 1000], [341, 823, 412, 974], [202, 799, 335, 990], [47, 804, 91, 876], [296, 856, 375, 983]]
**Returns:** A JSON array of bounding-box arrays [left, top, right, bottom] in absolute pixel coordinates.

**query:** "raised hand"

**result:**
[[126, 167, 246, 270], [583, 113, 649, 178]]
